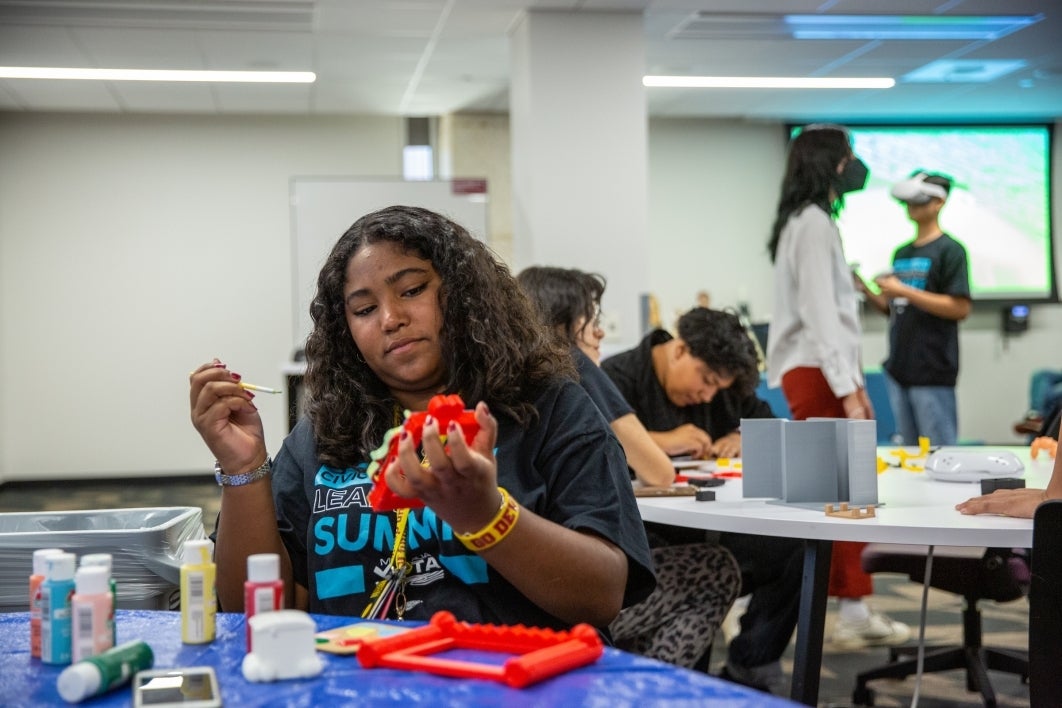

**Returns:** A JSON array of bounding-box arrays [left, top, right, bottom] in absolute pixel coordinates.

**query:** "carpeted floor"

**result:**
[[725, 575, 1031, 707], [0, 477, 1030, 707]]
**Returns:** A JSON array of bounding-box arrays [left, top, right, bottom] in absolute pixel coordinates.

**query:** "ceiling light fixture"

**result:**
[[784, 13, 1043, 41], [0, 67, 316, 83], [643, 76, 894, 89], [671, 12, 1043, 42]]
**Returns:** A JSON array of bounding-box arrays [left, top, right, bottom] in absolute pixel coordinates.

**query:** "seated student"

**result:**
[[602, 307, 804, 695], [189, 205, 655, 632], [1015, 368, 1062, 438], [516, 266, 675, 487], [958, 416, 1062, 519], [516, 265, 741, 669]]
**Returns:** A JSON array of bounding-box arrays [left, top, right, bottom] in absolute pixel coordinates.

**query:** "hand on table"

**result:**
[[955, 488, 1047, 520], [710, 432, 741, 459], [652, 424, 713, 459]]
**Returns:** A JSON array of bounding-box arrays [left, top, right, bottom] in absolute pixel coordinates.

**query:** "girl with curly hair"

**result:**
[[190, 205, 654, 631]]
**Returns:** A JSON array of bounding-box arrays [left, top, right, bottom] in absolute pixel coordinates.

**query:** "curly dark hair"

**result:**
[[304, 205, 573, 467], [677, 307, 759, 397], [515, 266, 605, 347], [768, 125, 852, 262]]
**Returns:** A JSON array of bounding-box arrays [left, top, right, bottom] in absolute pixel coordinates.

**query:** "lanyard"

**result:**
[[361, 407, 414, 620], [361, 508, 412, 620]]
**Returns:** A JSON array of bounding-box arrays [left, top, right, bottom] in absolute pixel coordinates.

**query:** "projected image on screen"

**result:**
[[804, 125, 1054, 302]]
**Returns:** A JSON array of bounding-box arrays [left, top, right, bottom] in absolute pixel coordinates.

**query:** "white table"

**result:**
[[637, 447, 1049, 705]]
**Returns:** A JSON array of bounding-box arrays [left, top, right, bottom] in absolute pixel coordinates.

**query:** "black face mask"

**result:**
[[836, 157, 869, 194]]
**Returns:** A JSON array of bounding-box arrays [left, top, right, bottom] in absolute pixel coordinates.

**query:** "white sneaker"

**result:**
[[722, 594, 750, 645], [832, 611, 911, 649]]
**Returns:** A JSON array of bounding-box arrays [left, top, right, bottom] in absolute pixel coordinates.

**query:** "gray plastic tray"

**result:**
[[0, 507, 206, 611]]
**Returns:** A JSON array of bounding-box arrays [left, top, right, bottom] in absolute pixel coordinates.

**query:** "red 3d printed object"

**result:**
[[367, 394, 480, 512], [357, 611, 604, 688]]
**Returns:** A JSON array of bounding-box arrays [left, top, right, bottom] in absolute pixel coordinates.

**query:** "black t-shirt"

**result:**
[[573, 347, 633, 423], [883, 234, 970, 387], [601, 330, 773, 437], [269, 378, 655, 630]]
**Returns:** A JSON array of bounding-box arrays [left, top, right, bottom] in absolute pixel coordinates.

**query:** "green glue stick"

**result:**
[[56, 639, 154, 703]]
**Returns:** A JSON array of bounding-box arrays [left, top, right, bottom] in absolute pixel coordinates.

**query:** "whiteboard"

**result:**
[[290, 178, 488, 350]]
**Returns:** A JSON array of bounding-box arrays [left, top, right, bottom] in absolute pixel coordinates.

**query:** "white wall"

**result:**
[[0, 113, 403, 482], [648, 118, 786, 326], [1, 113, 1059, 483]]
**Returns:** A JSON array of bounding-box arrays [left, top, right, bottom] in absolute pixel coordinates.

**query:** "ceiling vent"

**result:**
[[670, 13, 789, 40], [0, 0, 315, 32]]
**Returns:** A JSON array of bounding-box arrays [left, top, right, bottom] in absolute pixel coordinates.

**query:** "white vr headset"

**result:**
[[890, 173, 948, 205]]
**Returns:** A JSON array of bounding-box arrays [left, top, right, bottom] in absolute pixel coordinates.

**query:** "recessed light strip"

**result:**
[[0, 67, 316, 83], [644, 75, 894, 89]]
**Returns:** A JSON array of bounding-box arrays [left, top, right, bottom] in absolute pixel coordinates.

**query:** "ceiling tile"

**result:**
[[71, 27, 207, 68], [0, 25, 89, 65], [111, 82, 219, 112], [215, 83, 312, 113], [0, 78, 121, 111], [196, 29, 315, 71]]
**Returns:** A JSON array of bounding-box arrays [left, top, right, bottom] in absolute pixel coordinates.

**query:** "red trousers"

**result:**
[[781, 367, 874, 599]]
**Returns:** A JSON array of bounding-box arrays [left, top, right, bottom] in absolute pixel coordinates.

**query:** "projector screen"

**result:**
[[793, 124, 1057, 303]]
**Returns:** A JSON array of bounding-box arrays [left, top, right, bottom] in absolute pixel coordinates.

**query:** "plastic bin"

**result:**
[[0, 507, 205, 612]]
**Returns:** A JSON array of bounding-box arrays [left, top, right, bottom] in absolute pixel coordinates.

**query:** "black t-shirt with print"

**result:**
[[884, 233, 970, 387], [270, 378, 655, 630]]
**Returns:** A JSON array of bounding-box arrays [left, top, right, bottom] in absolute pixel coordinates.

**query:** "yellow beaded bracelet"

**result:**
[[456, 487, 520, 552]]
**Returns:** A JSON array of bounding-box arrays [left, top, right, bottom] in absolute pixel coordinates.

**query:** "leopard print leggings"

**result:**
[[609, 542, 741, 668]]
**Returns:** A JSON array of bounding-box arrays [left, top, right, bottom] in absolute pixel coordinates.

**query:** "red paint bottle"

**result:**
[[244, 553, 283, 651]]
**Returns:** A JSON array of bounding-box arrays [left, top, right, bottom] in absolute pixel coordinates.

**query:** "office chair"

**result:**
[[852, 544, 1029, 707], [1030, 500, 1062, 707]]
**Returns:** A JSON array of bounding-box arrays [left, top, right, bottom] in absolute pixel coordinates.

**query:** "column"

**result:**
[[509, 10, 649, 348]]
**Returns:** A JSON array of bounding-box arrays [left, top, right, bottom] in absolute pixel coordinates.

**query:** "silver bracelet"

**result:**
[[214, 457, 272, 487]]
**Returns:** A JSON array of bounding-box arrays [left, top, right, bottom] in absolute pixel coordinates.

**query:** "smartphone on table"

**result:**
[[132, 666, 221, 708]]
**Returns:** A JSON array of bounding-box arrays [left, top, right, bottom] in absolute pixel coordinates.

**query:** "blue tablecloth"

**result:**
[[0, 610, 796, 706]]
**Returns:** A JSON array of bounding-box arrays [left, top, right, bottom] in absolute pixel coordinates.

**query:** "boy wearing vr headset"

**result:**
[[856, 172, 971, 445]]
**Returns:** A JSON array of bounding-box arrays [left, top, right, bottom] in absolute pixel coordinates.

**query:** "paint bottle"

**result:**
[[244, 553, 284, 650], [56, 639, 154, 704], [71, 565, 114, 662], [41, 552, 77, 665], [180, 539, 216, 644], [30, 547, 64, 659], [79, 553, 117, 646]]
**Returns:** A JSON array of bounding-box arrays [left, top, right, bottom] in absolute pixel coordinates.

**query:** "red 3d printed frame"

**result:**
[[356, 611, 603, 688]]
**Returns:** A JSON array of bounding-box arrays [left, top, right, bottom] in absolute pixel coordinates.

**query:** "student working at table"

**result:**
[[958, 417, 1062, 518], [601, 307, 804, 695], [517, 265, 741, 670], [189, 205, 655, 633]]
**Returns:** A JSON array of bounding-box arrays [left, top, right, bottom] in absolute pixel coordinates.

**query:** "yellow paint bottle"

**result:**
[[179, 539, 216, 644]]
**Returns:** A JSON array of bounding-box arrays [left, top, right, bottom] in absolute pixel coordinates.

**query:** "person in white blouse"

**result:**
[[765, 124, 909, 650]]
